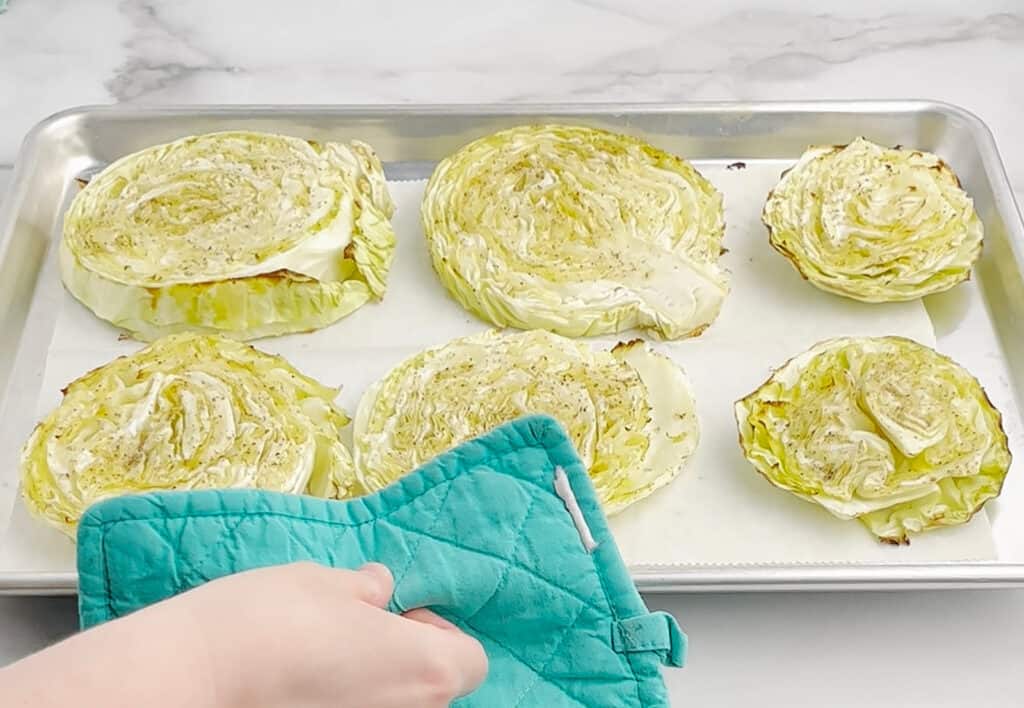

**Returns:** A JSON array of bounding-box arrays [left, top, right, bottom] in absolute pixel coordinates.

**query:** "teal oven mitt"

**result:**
[[77, 415, 686, 707]]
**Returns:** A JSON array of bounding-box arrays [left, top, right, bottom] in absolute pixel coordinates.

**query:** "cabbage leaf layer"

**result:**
[[21, 333, 357, 536], [354, 329, 699, 512], [735, 336, 1010, 543], [422, 124, 728, 339], [763, 138, 982, 302], [62, 131, 396, 340]]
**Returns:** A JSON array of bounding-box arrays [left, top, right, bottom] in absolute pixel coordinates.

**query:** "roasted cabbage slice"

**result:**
[[421, 124, 728, 339], [735, 337, 1010, 543], [61, 131, 396, 341], [353, 329, 698, 512], [763, 138, 982, 302], [20, 333, 357, 536]]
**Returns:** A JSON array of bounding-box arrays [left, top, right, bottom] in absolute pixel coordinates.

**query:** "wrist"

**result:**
[[125, 593, 252, 708], [177, 594, 295, 708]]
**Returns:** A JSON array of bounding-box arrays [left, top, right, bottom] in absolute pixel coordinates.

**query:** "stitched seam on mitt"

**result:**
[[95, 441, 563, 617], [508, 599, 593, 707], [389, 478, 457, 613], [386, 513, 602, 613]]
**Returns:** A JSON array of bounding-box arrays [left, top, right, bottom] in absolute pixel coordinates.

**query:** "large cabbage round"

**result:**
[[735, 337, 1010, 543], [762, 138, 983, 302], [421, 124, 728, 339], [61, 131, 396, 341], [353, 329, 699, 512], [20, 333, 357, 536]]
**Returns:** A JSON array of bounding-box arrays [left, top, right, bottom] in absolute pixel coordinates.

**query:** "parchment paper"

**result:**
[[0, 165, 996, 572]]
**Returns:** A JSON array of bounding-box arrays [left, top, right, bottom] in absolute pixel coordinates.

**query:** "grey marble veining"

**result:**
[[2, 1, 1023, 190]]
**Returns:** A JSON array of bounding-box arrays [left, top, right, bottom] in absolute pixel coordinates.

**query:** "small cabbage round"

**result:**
[[762, 138, 983, 302], [421, 124, 728, 339], [353, 329, 699, 512], [20, 333, 358, 536], [735, 337, 1010, 543], [61, 131, 397, 341]]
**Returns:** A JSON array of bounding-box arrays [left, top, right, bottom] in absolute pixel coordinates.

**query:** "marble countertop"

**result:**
[[2, 1, 1024, 705], [3, 0, 1024, 181]]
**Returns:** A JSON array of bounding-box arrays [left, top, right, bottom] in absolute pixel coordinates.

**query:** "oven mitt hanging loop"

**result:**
[[77, 415, 685, 707]]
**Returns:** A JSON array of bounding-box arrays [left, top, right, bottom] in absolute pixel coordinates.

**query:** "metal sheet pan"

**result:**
[[2, 102, 1023, 594]]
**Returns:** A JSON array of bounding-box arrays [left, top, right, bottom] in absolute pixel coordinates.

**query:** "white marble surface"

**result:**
[[3, 1, 1024, 705]]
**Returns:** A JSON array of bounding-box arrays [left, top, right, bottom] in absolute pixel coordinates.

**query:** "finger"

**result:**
[[402, 607, 459, 632], [302, 561, 394, 607], [353, 563, 395, 608], [402, 612, 489, 698]]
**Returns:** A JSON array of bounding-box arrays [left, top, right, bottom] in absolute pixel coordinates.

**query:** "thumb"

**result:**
[[352, 563, 395, 608], [316, 562, 394, 608]]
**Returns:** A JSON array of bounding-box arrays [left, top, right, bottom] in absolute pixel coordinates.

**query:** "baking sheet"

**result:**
[[0, 165, 998, 574]]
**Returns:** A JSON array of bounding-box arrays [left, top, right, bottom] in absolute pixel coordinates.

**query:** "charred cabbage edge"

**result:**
[[762, 138, 982, 302], [734, 336, 1010, 543]]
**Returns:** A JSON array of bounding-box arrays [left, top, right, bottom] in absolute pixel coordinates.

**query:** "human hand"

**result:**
[[2, 561, 487, 708], [171, 562, 489, 708]]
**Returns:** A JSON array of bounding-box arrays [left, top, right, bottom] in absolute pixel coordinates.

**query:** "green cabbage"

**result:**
[[61, 131, 396, 341], [735, 336, 1010, 543], [421, 124, 728, 339], [763, 138, 982, 302], [353, 329, 699, 512], [20, 333, 358, 536]]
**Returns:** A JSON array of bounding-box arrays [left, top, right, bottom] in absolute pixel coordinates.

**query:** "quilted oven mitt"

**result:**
[[77, 415, 686, 707]]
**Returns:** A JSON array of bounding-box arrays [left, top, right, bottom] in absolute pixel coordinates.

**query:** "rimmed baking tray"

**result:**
[[1, 102, 1023, 594]]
